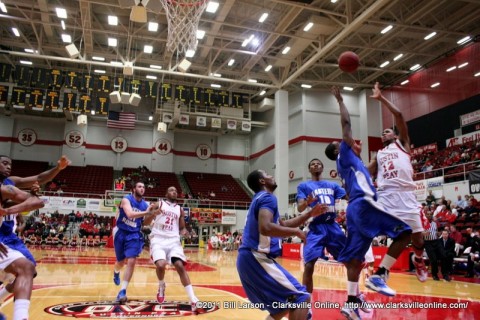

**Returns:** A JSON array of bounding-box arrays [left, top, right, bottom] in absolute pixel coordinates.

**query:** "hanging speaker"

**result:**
[[178, 58, 192, 73], [77, 114, 87, 126], [157, 122, 167, 133], [130, 5, 147, 23], [109, 91, 121, 104], [123, 61, 134, 76], [121, 92, 130, 104], [129, 93, 141, 106], [65, 43, 80, 59]]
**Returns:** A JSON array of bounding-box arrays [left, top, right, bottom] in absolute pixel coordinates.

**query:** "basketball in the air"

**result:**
[[338, 51, 360, 73]]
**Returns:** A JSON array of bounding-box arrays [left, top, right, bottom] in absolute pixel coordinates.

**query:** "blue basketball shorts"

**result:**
[[337, 198, 411, 263], [236, 248, 310, 315], [0, 235, 36, 266], [113, 228, 144, 262], [303, 223, 346, 263]]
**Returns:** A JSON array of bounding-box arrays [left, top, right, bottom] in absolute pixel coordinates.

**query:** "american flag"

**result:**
[[107, 111, 136, 130]]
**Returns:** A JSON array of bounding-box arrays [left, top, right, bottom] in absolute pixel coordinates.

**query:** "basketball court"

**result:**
[[0, 246, 478, 319]]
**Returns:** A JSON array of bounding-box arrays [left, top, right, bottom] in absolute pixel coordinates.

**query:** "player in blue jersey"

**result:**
[[0, 155, 71, 301], [0, 179, 45, 320], [296, 158, 346, 293], [324, 87, 412, 320], [113, 181, 159, 303], [237, 169, 328, 320]]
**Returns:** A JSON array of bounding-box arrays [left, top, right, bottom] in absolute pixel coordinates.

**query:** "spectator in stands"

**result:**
[[463, 200, 478, 220], [210, 234, 220, 249], [455, 195, 468, 210], [423, 213, 441, 280], [426, 190, 436, 206], [449, 225, 464, 256], [465, 228, 480, 278], [221, 185, 228, 192], [56, 187, 64, 195]]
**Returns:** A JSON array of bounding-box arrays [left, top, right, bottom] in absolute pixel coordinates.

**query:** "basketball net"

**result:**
[[159, 0, 208, 55]]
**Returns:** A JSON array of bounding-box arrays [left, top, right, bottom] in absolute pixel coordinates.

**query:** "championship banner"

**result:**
[[130, 79, 142, 95], [114, 77, 128, 93], [80, 73, 94, 92], [190, 87, 202, 105], [0, 63, 12, 82], [0, 85, 9, 105], [203, 88, 218, 106], [175, 84, 189, 103], [14, 66, 30, 86], [241, 121, 251, 132], [63, 92, 78, 111], [196, 116, 206, 127], [95, 74, 111, 93], [49, 69, 63, 89], [232, 92, 245, 108], [162, 112, 173, 123], [95, 95, 109, 115], [45, 90, 60, 110], [11, 87, 26, 108], [28, 88, 45, 110], [227, 119, 237, 130], [160, 83, 172, 102], [211, 118, 221, 128], [218, 90, 229, 107], [64, 71, 80, 89], [179, 114, 189, 125], [78, 94, 92, 112], [30, 68, 48, 87], [145, 81, 158, 98]]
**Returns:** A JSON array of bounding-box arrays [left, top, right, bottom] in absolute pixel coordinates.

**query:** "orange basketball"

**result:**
[[338, 51, 360, 73]]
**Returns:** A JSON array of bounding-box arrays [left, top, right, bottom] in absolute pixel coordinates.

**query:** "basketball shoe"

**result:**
[[365, 275, 395, 297], [113, 271, 120, 286], [411, 255, 428, 282], [157, 283, 166, 303], [116, 289, 127, 303], [340, 305, 361, 320]]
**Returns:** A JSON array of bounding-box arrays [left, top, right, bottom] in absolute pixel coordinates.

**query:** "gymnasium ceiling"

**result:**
[[0, 0, 479, 103]]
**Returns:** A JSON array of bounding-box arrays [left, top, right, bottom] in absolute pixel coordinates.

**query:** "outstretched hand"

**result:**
[[57, 156, 72, 170], [331, 86, 343, 102], [370, 82, 382, 100], [309, 203, 329, 218]]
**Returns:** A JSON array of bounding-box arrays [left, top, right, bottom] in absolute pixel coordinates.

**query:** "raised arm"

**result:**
[[0, 185, 44, 216], [121, 198, 156, 219], [258, 208, 305, 241], [370, 82, 410, 152], [9, 155, 72, 188], [332, 86, 356, 148]]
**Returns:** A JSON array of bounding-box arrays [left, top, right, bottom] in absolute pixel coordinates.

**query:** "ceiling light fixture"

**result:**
[[430, 82, 440, 88], [248, 79, 257, 83], [206, 1, 219, 13], [381, 25, 393, 34], [424, 32, 437, 40], [303, 22, 313, 32], [301, 84, 312, 89], [185, 49, 195, 58], [92, 56, 105, 61], [108, 37, 117, 47], [458, 62, 468, 68], [56, 8, 67, 19], [259, 13, 268, 23], [393, 53, 403, 61], [380, 61, 390, 68], [148, 22, 159, 32], [61, 20, 66, 30], [228, 59, 235, 66], [211, 84, 221, 88], [401, 80, 409, 85], [11, 27, 20, 37], [0, 2, 7, 13], [146, 75, 157, 80], [343, 86, 353, 91], [457, 36, 471, 45], [259, 90, 266, 96], [282, 46, 291, 54], [19, 60, 32, 65], [94, 69, 106, 74], [61, 34, 72, 43], [150, 64, 162, 69], [410, 64, 421, 71], [196, 30, 206, 39], [144, 45, 153, 53], [108, 15, 118, 26], [265, 65, 272, 72], [446, 66, 456, 72]]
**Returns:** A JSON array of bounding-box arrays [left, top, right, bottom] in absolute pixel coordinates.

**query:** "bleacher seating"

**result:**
[[183, 171, 251, 202], [11, 159, 49, 178], [121, 168, 182, 198], [53, 165, 113, 196]]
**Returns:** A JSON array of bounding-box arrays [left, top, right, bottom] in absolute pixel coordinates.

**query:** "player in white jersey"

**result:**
[[367, 82, 428, 291], [144, 186, 200, 313]]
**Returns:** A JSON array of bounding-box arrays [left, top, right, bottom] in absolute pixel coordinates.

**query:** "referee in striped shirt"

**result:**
[[423, 213, 440, 280]]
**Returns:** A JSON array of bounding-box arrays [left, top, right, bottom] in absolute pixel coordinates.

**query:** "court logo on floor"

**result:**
[[45, 300, 219, 318]]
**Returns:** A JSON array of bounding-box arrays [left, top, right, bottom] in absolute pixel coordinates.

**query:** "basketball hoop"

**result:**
[[159, 0, 208, 55]]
